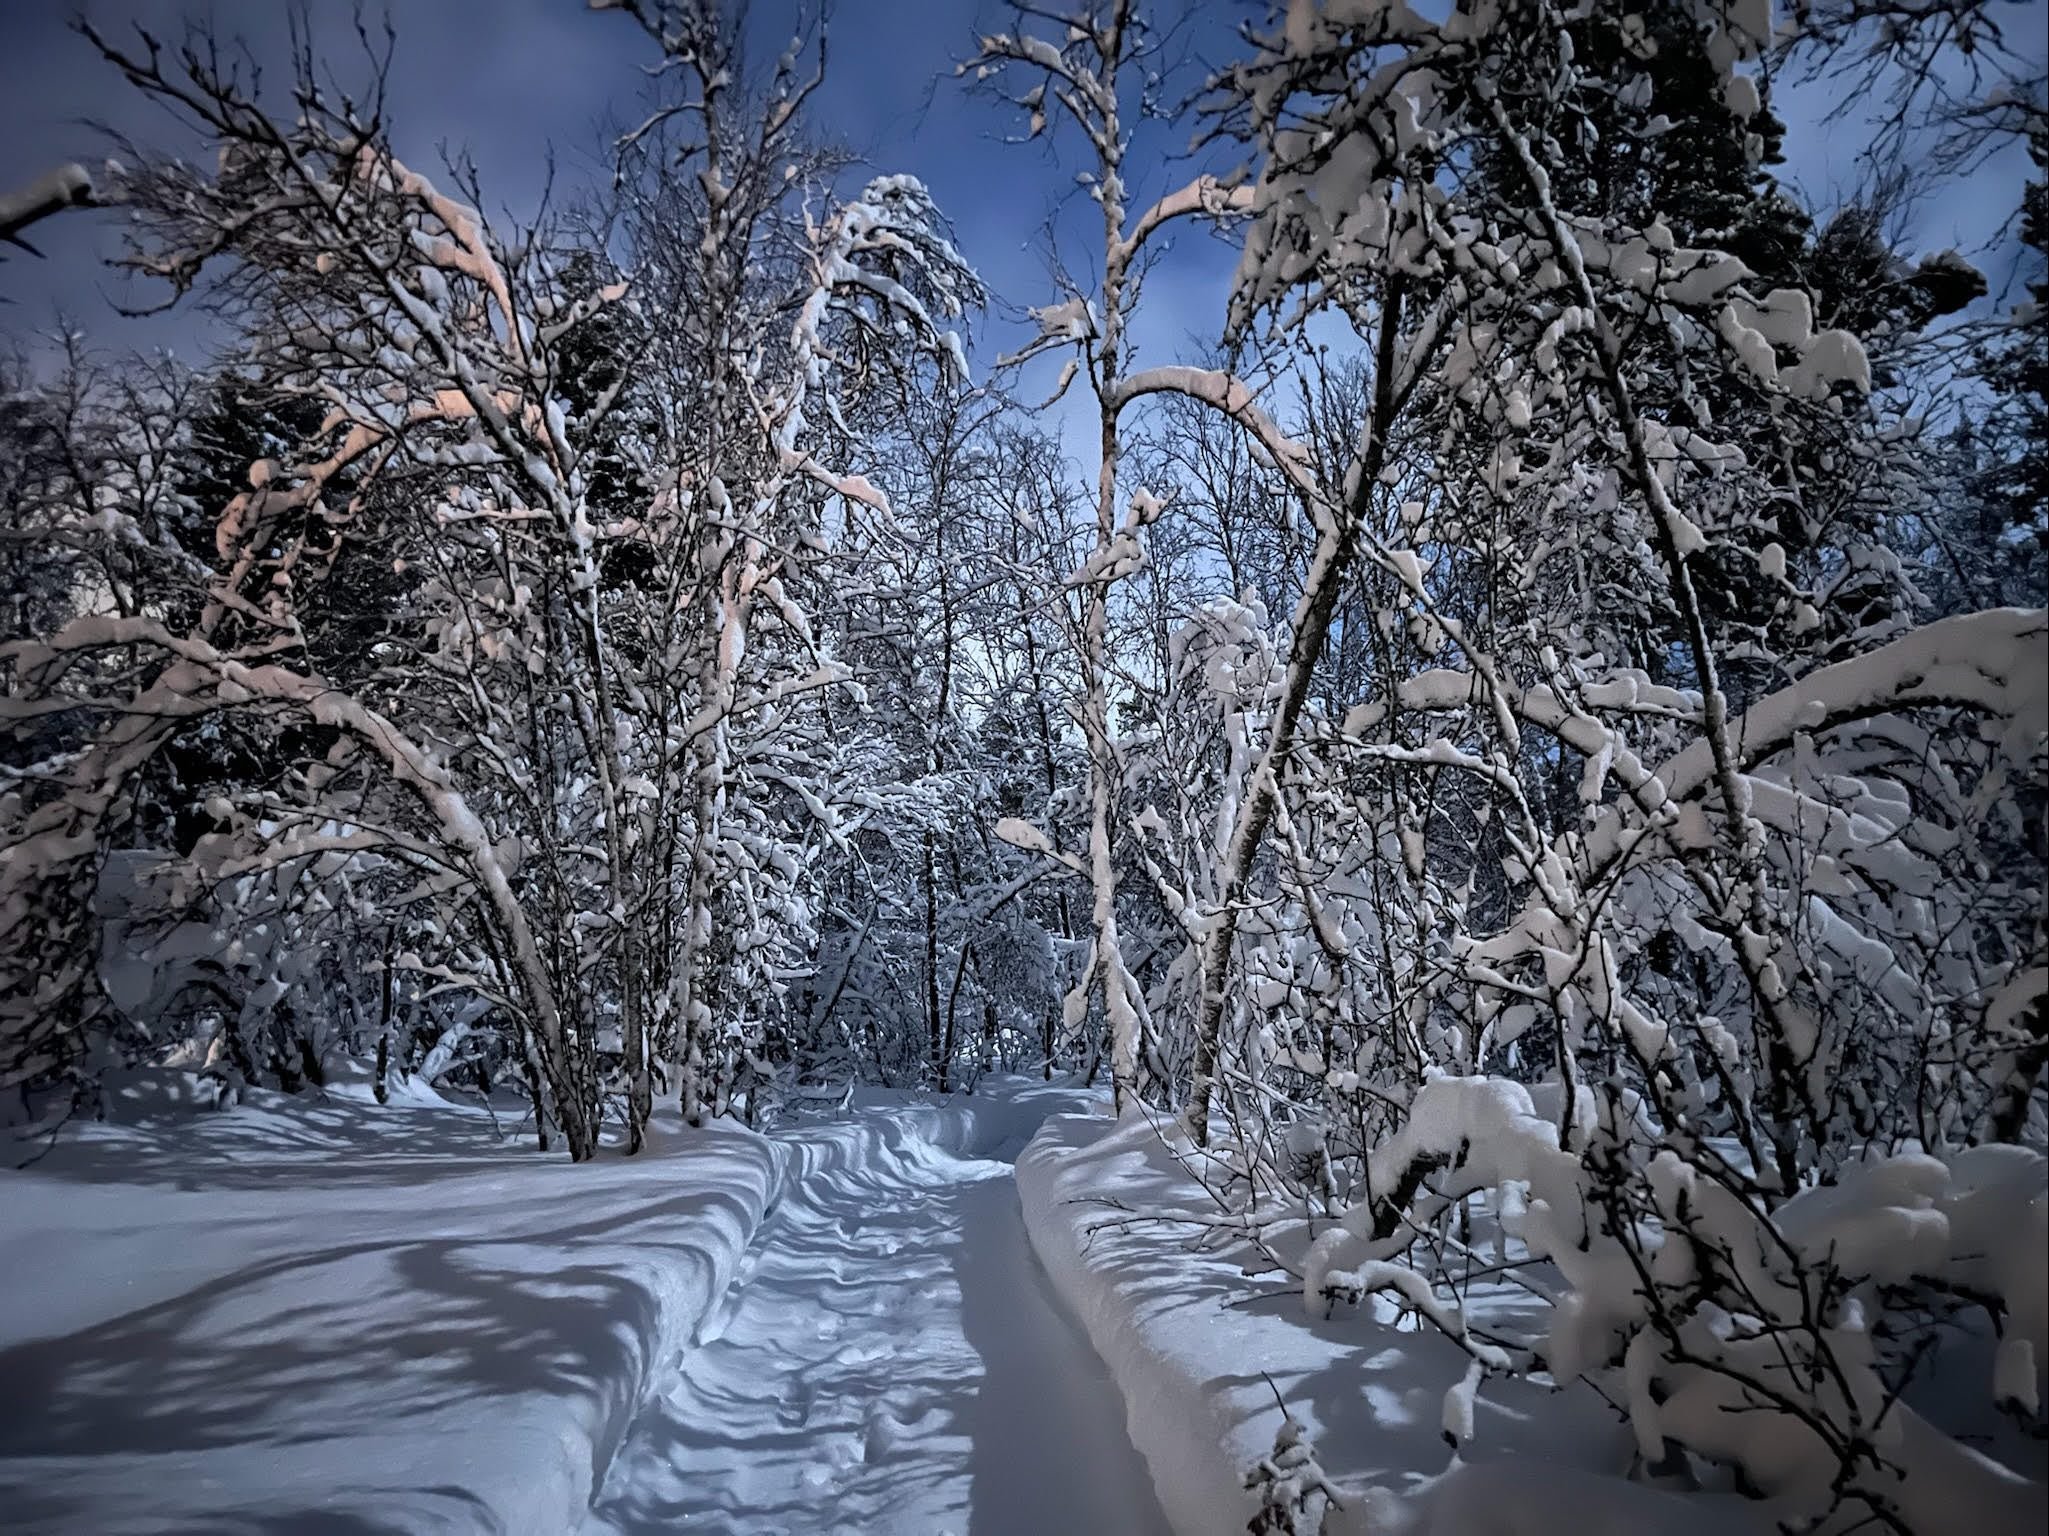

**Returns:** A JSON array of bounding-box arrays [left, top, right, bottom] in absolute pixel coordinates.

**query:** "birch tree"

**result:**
[[1, 7, 978, 1153]]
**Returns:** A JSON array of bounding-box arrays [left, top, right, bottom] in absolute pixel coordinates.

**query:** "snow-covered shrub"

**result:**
[[955, 0, 2049, 1525], [1245, 1399, 1343, 1536]]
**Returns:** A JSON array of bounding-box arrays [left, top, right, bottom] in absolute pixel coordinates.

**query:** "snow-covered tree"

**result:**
[[1121, 1, 2049, 1522], [970, 0, 1282, 1114], [0, 7, 979, 1155]]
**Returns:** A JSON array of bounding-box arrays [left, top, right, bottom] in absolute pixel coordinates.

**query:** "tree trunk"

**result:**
[[1185, 275, 1407, 1146], [925, 833, 945, 1089], [373, 932, 394, 1106]]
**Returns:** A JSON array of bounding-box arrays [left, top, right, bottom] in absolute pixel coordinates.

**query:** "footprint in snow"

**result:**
[[862, 1408, 907, 1463], [823, 1431, 864, 1470], [775, 1388, 811, 1428]]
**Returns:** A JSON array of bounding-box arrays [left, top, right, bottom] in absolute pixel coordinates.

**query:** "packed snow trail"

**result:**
[[585, 1086, 1172, 1535]]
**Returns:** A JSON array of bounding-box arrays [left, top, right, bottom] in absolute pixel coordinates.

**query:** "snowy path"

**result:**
[[584, 1094, 1172, 1536]]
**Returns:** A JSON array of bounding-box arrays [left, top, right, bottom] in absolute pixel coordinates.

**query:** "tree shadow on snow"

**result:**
[[0, 1177, 764, 1534], [11, 1087, 545, 1190]]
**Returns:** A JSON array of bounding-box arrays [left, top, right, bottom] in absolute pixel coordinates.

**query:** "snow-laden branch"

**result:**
[[1586, 606, 2048, 871], [0, 162, 96, 252], [1109, 366, 1320, 502]]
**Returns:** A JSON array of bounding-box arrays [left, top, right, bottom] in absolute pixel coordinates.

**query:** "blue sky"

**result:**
[[0, 0, 1239, 370], [2, 0, 2041, 423]]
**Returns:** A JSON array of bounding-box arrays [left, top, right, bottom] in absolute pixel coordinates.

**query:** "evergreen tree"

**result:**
[[1969, 121, 2049, 603]]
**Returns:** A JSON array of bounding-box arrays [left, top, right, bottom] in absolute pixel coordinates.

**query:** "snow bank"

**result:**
[[0, 1073, 785, 1535], [1016, 1113, 1781, 1536], [0, 1073, 1104, 1534]]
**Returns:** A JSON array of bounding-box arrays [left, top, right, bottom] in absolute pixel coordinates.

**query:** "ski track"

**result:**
[[583, 1104, 1172, 1536]]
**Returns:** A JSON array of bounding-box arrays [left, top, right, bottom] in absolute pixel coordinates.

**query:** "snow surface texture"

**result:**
[[1, 1074, 1166, 1535], [585, 1085, 1170, 1534], [1017, 1113, 2046, 1536], [11, 1080, 2035, 1535], [1, 1073, 781, 1534]]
